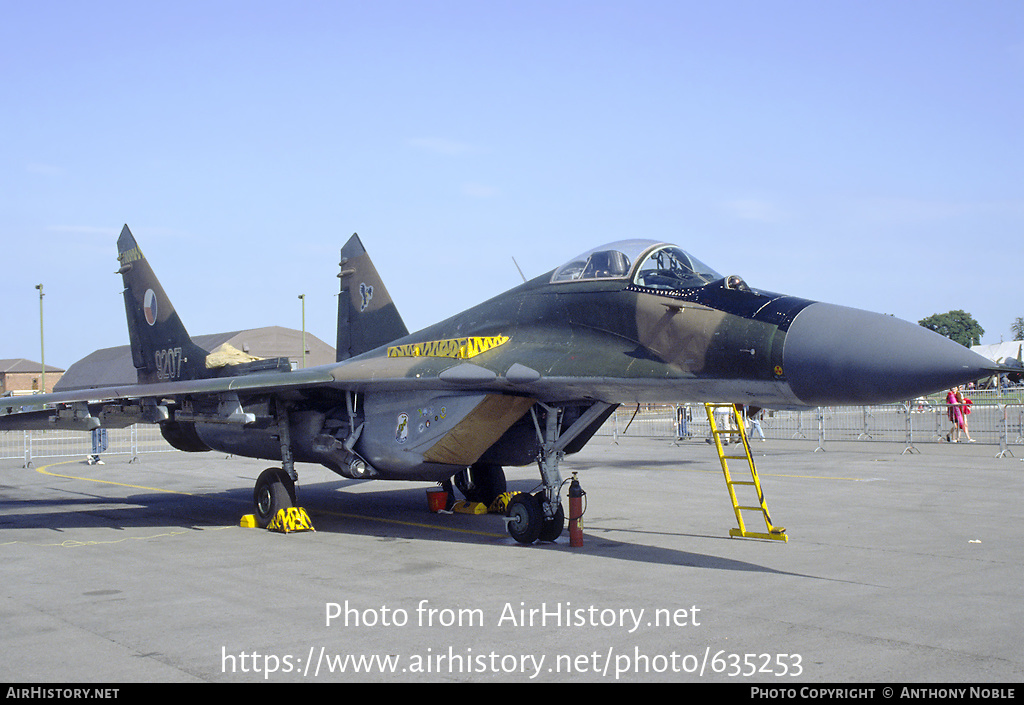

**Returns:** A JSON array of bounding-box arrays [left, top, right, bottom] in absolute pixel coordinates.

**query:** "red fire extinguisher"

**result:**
[[568, 472, 585, 547]]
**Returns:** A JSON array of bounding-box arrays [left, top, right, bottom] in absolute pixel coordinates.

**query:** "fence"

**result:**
[[596, 389, 1024, 457], [3, 389, 1024, 466], [0, 424, 176, 466]]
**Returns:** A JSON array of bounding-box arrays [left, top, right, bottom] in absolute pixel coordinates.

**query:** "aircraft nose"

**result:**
[[782, 302, 994, 407]]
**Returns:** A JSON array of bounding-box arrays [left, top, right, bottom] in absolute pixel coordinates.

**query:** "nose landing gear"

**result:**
[[504, 401, 612, 545]]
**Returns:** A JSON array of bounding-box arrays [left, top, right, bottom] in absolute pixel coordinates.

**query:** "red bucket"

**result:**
[[425, 488, 448, 512]]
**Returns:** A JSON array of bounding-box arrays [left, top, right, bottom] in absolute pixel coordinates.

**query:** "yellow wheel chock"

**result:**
[[266, 506, 315, 533]]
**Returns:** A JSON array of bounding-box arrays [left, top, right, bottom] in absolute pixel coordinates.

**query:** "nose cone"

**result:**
[[783, 303, 994, 407]]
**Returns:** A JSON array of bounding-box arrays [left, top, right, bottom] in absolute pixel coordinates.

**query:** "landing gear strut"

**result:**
[[252, 399, 299, 528], [505, 401, 612, 545]]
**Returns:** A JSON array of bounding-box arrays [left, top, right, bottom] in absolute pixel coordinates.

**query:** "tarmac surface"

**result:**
[[1, 435, 1022, 684]]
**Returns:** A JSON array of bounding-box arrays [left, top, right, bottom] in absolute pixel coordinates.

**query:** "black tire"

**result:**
[[536, 495, 565, 542], [453, 463, 507, 506], [506, 492, 543, 545], [253, 467, 296, 528]]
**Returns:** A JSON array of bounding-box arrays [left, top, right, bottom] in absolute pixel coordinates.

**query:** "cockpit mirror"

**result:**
[[725, 275, 751, 292]]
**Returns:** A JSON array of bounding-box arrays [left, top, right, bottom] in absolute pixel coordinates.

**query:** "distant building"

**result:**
[[0, 359, 65, 395], [55, 326, 335, 391], [971, 341, 1023, 365]]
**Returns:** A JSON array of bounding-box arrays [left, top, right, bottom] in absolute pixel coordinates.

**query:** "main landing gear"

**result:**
[[253, 400, 300, 528], [504, 402, 613, 545], [454, 462, 507, 506]]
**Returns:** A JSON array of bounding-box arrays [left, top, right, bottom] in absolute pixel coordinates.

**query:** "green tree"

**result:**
[[918, 310, 984, 347], [1012, 317, 1024, 341]]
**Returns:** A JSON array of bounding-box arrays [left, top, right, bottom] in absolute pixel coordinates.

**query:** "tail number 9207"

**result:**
[[155, 347, 184, 380]]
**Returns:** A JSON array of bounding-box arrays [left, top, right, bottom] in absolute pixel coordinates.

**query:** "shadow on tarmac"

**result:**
[[0, 470, 835, 584]]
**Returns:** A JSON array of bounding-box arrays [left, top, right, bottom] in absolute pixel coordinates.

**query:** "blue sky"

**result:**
[[2, 1, 1022, 368]]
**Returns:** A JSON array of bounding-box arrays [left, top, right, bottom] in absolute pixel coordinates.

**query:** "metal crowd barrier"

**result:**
[[3, 392, 1023, 466], [0, 424, 176, 466], [596, 394, 1024, 458]]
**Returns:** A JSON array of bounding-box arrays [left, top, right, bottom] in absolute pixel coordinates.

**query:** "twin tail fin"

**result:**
[[117, 226, 407, 380], [336, 233, 409, 361], [116, 225, 212, 383]]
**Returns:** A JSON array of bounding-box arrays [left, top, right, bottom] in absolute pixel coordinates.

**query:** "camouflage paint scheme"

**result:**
[[0, 226, 998, 540]]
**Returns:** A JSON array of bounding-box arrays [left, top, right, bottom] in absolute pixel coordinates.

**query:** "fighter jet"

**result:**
[[0, 226, 998, 543]]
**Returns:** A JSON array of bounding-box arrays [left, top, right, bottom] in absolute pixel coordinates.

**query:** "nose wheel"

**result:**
[[505, 492, 544, 544], [505, 492, 566, 544]]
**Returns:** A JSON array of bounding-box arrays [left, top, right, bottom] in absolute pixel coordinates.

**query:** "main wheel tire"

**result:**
[[453, 463, 507, 507], [506, 492, 543, 545], [254, 467, 296, 528]]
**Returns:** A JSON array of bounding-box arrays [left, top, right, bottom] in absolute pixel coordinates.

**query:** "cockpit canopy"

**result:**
[[551, 240, 723, 290]]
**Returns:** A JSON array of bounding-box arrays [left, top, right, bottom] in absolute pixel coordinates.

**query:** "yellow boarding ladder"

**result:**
[[704, 403, 788, 542]]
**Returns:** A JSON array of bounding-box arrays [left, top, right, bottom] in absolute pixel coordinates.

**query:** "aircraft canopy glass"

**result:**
[[633, 245, 723, 290], [551, 240, 722, 290]]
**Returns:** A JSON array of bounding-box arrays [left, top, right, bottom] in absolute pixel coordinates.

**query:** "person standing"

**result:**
[[748, 407, 766, 441], [88, 427, 108, 464], [955, 387, 975, 442], [946, 387, 963, 442]]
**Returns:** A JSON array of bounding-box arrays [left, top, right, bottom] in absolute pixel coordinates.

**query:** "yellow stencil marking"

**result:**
[[387, 335, 509, 359]]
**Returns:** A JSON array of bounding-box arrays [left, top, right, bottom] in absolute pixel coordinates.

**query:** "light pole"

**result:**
[[34, 284, 45, 392], [297, 294, 306, 368]]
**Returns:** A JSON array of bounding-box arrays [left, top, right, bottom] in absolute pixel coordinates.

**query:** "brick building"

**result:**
[[0, 359, 65, 395]]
